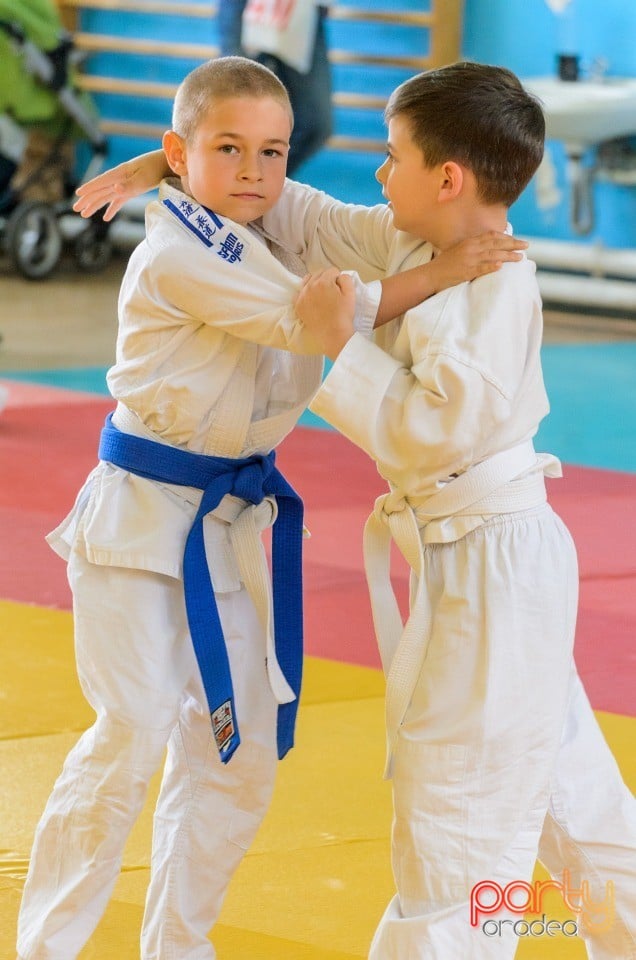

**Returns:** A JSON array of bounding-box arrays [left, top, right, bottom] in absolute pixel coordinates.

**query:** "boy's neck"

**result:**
[[432, 204, 509, 254]]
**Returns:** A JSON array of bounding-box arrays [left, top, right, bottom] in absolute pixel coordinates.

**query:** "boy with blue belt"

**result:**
[[80, 59, 636, 960], [15, 56, 521, 960]]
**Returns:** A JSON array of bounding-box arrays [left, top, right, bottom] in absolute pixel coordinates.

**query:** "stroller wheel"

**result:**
[[74, 224, 112, 273], [6, 201, 63, 280]]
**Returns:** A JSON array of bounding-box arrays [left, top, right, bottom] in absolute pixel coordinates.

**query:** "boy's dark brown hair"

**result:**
[[385, 61, 545, 207]]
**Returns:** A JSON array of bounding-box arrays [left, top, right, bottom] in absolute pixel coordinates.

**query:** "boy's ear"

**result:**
[[162, 129, 188, 176], [438, 161, 464, 202]]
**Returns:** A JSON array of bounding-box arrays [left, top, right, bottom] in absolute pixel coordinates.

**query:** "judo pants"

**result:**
[[16, 548, 279, 960], [369, 504, 636, 960]]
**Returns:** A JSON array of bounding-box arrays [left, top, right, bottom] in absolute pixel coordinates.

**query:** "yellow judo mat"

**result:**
[[1, 599, 634, 959]]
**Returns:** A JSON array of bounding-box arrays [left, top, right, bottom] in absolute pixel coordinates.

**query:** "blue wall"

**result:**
[[463, 0, 636, 247]]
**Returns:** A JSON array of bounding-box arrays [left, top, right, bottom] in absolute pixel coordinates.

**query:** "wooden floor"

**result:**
[[0, 251, 635, 375]]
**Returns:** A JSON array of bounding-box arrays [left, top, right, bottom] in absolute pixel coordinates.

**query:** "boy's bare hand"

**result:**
[[429, 231, 529, 293], [296, 268, 356, 361], [73, 151, 167, 220]]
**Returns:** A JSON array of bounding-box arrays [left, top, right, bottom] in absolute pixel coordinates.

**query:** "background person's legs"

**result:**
[[259, 9, 332, 175], [216, 0, 332, 176]]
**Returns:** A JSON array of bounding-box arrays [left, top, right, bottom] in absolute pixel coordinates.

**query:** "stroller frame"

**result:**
[[0, 18, 112, 279]]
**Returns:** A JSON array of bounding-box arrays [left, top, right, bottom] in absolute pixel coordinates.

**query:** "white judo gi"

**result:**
[[261, 180, 636, 960], [16, 178, 380, 960]]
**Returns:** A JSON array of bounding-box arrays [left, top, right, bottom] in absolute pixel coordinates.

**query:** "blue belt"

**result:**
[[98, 413, 304, 763]]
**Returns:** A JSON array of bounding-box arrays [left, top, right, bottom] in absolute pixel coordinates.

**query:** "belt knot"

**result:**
[[375, 490, 408, 522], [230, 453, 275, 504]]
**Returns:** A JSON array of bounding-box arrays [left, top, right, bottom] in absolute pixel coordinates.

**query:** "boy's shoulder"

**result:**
[[450, 254, 540, 330], [403, 252, 539, 327], [387, 253, 542, 405], [401, 255, 541, 374], [475, 253, 539, 308]]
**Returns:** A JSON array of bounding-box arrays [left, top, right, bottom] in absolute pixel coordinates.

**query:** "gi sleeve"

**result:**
[[150, 227, 380, 354], [260, 179, 397, 280], [310, 276, 524, 491]]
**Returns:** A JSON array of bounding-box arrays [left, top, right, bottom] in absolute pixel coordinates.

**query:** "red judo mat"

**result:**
[[0, 382, 634, 719]]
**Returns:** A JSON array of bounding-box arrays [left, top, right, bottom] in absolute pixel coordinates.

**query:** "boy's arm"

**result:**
[[299, 230, 529, 348], [74, 159, 395, 280], [261, 179, 395, 278], [297, 264, 540, 490], [375, 233, 526, 328], [74, 154, 525, 333], [261, 179, 527, 288], [75, 168, 383, 348], [74, 155, 527, 308], [147, 207, 379, 355], [75, 159, 396, 273], [264, 179, 528, 317], [74, 149, 169, 220]]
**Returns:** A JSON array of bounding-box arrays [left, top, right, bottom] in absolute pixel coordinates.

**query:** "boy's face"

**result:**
[[375, 115, 443, 239], [166, 95, 291, 224]]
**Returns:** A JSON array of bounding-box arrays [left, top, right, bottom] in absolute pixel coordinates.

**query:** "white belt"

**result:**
[[363, 441, 562, 777], [112, 403, 294, 706], [214, 494, 295, 705]]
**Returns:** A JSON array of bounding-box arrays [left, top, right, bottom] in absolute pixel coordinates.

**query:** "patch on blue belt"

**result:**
[[163, 197, 248, 264], [212, 700, 236, 755]]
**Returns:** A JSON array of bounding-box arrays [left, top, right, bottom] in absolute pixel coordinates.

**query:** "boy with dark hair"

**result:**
[[292, 61, 636, 959]]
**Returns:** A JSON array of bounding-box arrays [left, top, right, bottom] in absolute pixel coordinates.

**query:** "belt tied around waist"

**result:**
[[97, 413, 304, 764], [363, 441, 562, 778]]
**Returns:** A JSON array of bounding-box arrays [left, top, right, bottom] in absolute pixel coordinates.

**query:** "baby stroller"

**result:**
[[0, 16, 111, 279]]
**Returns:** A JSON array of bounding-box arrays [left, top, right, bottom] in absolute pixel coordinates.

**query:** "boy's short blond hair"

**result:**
[[172, 56, 294, 142]]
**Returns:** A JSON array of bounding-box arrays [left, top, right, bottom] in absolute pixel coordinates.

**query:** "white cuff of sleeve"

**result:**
[[351, 276, 381, 340]]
